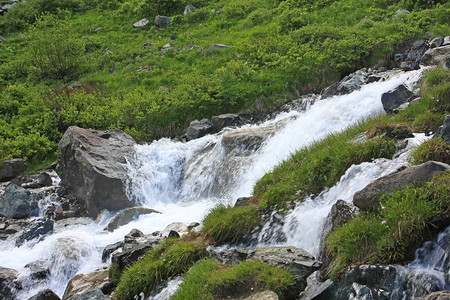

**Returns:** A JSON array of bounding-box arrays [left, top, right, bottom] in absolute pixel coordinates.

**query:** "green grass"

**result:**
[[202, 204, 261, 245], [114, 238, 206, 300], [253, 118, 397, 211], [172, 259, 295, 300], [411, 137, 450, 165], [326, 172, 450, 279]]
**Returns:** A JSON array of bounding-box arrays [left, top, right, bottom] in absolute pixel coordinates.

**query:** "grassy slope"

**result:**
[[0, 0, 449, 168]]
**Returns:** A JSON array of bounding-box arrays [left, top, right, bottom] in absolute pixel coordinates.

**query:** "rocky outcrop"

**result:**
[[185, 119, 214, 141], [29, 289, 60, 300], [25, 261, 50, 280], [62, 270, 113, 300], [0, 159, 26, 182], [111, 242, 156, 272], [0, 266, 21, 300], [381, 84, 415, 114], [102, 241, 122, 263], [105, 207, 160, 232], [354, 161, 450, 210], [15, 219, 54, 247], [155, 16, 171, 30], [399, 40, 428, 71], [221, 126, 276, 153], [321, 70, 368, 99], [433, 115, 450, 144], [56, 126, 136, 217], [299, 271, 333, 300], [0, 183, 37, 219], [422, 45, 450, 69]]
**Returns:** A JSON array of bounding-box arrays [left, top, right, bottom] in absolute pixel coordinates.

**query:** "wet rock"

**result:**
[[321, 71, 367, 98], [63, 270, 113, 300], [395, 9, 410, 15], [443, 36, 450, 46], [111, 240, 160, 272], [11, 172, 52, 189], [0, 266, 21, 300], [429, 37, 444, 49], [16, 219, 54, 247], [162, 222, 188, 236], [353, 161, 450, 210], [56, 126, 136, 217], [105, 207, 160, 232], [29, 289, 61, 300], [381, 84, 415, 114], [65, 289, 108, 300], [417, 291, 450, 300], [244, 290, 279, 300], [367, 75, 382, 83], [400, 40, 428, 71], [318, 200, 359, 275], [133, 18, 149, 28], [187, 222, 200, 231], [0, 159, 26, 182], [102, 241, 122, 263], [211, 113, 241, 131], [25, 261, 50, 280], [299, 271, 333, 300], [349, 283, 374, 300], [433, 115, 450, 144], [155, 16, 171, 30], [421, 45, 450, 69], [209, 44, 231, 51], [0, 183, 37, 219], [185, 119, 214, 140], [221, 126, 276, 153], [184, 5, 196, 14]]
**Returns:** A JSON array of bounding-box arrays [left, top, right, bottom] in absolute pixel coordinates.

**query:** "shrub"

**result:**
[[326, 172, 450, 279], [202, 204, 261, 245], [411, 137, 450, 165], [24, 14, 86, 80], [114, 239, 206, 300], [172, 259, 295, 300], [365, 122, 413, 139]]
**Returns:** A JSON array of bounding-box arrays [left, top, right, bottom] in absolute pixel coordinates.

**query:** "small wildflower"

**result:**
[[381, 220, 387, 225], [381, 206, 386, 211]]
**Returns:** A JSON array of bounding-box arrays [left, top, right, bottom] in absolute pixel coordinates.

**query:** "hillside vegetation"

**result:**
[[0, 0, 448, 167]]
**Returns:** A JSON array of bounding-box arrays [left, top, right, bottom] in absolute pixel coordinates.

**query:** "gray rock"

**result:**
[[0, 159, 26, 182], [395, 9, 410, 15], [243, 291, 279, 300], [353, 161, 450, 210], [56, 126, 136, 217], [29, 289, 61, 300], [381, 84, 415, 114], [429, 37, 444, 49], [105, 207, 160, 232], [185, 119, 214, 141], [394, 53, 405, 62], [318, 200, 359, 274], [187, 222, 200, 231], [160, 43, 172, 51], [209, 44, 232, 51], [111, 241, 157, 272], [93, 27, 102, 33], [11, 172, 52, 189], [416, 291, 450, 300], [349, 283, 374, 300], [0, 36, 4, 44], [133, 18, 149, 28], [142, 42, 152, 49], [211, 113, 241, 132], [184, 5, 196, 14], [162, 222, 188, 234], [0, 266, 20, 300], [221, 126, 276, 153], [421, 45, 450, 69], [443, 36, 450, 46], [170, 33, 178, 41], [25, 261, 50, 280], [66, 289, 108, 300], [339, 71, 367, 94], [155, 16, 171, 30], [62, 270, 113, 300], [69, 82, 82, 89], [102, 241, 122, 263], [400, 40, 428, 71], [16, 219, 54, 247], [433, 115, 450, 144], [0, 183, 37, 219], [299, 271, 333, 300]]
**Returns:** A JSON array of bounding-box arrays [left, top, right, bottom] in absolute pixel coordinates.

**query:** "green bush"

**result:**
[[172, 259, 295, 300], [326, 172, 450, 279], [203, 204, 261, 245], [412, 137, 450, 165], [114, 239, 205, 300]]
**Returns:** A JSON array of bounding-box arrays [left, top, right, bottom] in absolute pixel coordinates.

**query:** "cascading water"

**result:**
[[0, 68, 438, 299]]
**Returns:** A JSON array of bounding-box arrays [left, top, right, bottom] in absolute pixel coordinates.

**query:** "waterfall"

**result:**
[[0, 68, 435, 299]]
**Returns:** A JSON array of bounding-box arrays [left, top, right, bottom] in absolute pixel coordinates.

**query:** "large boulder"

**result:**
[[0, 183, 37, 219], [29, 289, 60, 300], [185, 119, 214, 141], [211, 113, 242, 132], [56, 127, 136, 217], [0, 159, 26, 182], [421, 45, 450, 69], [353, 161, 450, 210], [105, 207, 160, 232], [381, 84, 415, 114], [0, 266, 21, 300], [62, 270, 113, 300], [221, 126, 276, 153]]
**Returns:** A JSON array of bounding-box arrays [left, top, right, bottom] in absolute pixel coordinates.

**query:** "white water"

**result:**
[[0, 69, 430, 299]]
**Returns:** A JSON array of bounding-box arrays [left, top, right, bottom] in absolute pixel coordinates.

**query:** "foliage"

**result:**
[[326, 172, 450, 279], [114, 238, 206, 300], [172, 259, 295, 300], [253, 119, 397, 211], [412, 137, 450, 164], [202, 204, 261, 244]]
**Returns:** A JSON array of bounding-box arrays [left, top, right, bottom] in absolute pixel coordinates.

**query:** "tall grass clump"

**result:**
[[411, 137, 450, 165], [172, 259, 295, 300], [114, 239, 206, 300], [326, 172, 450, 279], [202, 204, 261, 245]]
